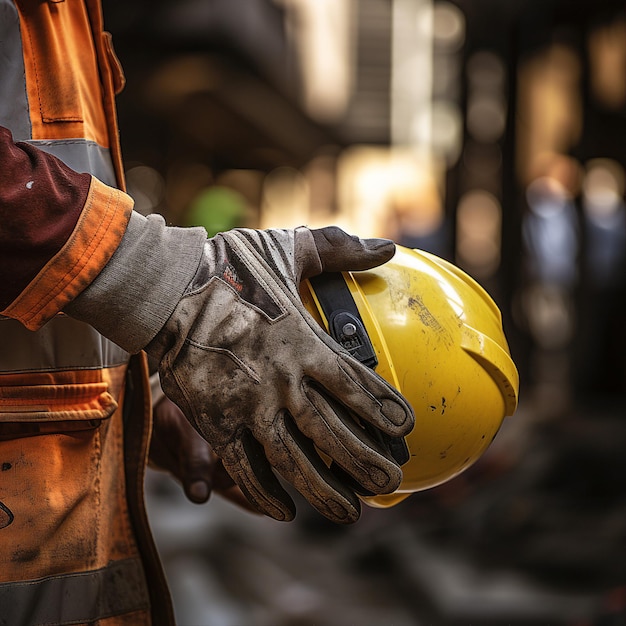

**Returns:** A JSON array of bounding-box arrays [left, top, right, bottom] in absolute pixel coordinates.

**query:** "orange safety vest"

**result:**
[[0, 1, 174, 624]]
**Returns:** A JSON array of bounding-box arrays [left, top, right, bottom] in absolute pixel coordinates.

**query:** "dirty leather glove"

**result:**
[[65, 213, 415, 523], [147, 227, 414, 523]]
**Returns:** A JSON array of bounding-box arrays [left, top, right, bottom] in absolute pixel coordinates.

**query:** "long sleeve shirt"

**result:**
[[0, 125, 133, 327]]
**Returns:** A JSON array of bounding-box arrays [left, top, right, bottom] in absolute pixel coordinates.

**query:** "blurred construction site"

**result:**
[[104, 0, 626, 623]]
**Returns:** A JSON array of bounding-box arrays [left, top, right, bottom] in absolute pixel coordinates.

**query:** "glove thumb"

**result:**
[[306, 226, 396, 277]]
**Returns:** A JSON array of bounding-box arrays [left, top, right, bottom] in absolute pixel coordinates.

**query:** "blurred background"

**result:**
[[104, 0, 626, 623]]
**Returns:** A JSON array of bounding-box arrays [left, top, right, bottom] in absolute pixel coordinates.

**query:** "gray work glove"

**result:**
[[66, 213, 415, 523]]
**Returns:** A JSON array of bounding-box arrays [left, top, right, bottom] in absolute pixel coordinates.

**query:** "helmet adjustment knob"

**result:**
[[342, 322, 357, 337], [329, 311, 377, 369]]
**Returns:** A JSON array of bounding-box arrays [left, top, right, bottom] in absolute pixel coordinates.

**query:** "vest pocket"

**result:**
[[0, 381, 118, 422], [0, 364, 126, 438], [15, 0, 109, 144]]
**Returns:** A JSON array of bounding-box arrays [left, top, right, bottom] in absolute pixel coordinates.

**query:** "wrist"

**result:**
[[65, 212, 207, 353]]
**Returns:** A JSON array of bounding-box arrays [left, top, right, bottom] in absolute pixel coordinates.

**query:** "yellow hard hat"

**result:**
[[300, 245, 519, 508]]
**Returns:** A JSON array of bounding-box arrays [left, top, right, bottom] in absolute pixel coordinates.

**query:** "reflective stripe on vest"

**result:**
[[0, 0, 30, 139], [24, 138, 118, 187], [0, 558, 150, 626], [0, 316, 128, 374]]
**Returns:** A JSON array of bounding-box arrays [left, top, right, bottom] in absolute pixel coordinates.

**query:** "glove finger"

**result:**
[[297, 380, 403, 495], [219, 430, 296, 522], [310, 226, 396, 275], [315, 353, 415, 438], [263, 412, 362, 524]]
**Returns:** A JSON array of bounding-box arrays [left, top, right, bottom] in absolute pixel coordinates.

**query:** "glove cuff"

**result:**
[[65, 212, 207, 353]]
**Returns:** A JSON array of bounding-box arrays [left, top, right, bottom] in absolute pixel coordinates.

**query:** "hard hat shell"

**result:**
[[300, 246, 519, 508]]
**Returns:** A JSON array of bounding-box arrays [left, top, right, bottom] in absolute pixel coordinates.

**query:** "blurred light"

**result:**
[[280, 0, 352, 122], [524, 160, 580, 289], [392, 184, 443, 236], [336, 145, 444, 239], [305, 153, 337, 217], [261, 166, 310, 229], [588, 18, 626, 110], [466, 51, 506, 143], [516, 45, 582, 186], [391, 0, 433, 148], [430, 100, 463, 165], [215, 169, 265, 217], [523, 285, 574, 350], [526, 176, 570, 218], [126, 165, 165, 216], [527, 152, 582, 200], [582, 158, 625, 222], [466, 94, 507, 143], [581, 159, 626, 289], [432, 1, 465, 52], [394, 1, 465, 163], [389, 153, 444, 248], [456, 190, 501, 279], [432, 54, 461, 100], [185, 186, 248, 236]]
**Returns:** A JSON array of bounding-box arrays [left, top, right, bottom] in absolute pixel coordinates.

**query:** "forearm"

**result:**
[[0, 125, 134, 327]]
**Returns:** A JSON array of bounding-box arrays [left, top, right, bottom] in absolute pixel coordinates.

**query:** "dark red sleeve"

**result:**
[[0, 125, 92, 310]]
